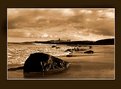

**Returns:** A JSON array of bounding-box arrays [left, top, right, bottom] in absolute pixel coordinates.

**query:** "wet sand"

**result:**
[[8, 57, 114, 80], [7, 44, 115, 80]]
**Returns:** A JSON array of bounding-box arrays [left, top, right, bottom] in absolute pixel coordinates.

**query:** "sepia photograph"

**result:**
[[7, 8, 115, 80]]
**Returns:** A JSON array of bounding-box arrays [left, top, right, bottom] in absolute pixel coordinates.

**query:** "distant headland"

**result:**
[[8, 38, 114, 45]]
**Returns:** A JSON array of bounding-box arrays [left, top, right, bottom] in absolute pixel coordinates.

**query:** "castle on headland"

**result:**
[[50, 38, 71, 43]]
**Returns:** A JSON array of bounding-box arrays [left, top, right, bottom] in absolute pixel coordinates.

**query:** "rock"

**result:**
[[23, 52, 70, 75], [65, 49, 73, 52], [89, 46, 92, 49], [84, 50, 94, 54], [66, 54, 73, 57], [51, 45, 56, 48], [55, 46, 60, 49], [52, 45, 60, 49]]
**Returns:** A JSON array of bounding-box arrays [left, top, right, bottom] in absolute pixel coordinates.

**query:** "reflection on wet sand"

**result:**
[[7, 44, 114, 79]]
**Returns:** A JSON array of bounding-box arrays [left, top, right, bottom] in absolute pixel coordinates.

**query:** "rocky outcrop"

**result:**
[[23, 52, 70, 77], [84, 50, 94, 54]]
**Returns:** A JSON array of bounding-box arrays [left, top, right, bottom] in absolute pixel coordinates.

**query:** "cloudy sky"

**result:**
[[7, 8, 115, 42]]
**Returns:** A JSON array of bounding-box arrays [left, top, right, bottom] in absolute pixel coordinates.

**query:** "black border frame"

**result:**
[[0, 0, 121, 89]]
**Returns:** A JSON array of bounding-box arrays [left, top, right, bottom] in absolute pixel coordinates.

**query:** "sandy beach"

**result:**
[[8, 62, 114, 80], [7, 44, 115, 80]]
